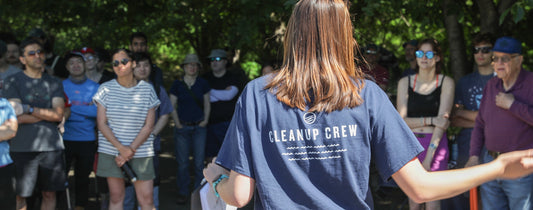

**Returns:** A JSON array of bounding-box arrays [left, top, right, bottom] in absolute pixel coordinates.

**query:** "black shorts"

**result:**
[[11, 151, 67, 197], [0, 163, 16, 209]]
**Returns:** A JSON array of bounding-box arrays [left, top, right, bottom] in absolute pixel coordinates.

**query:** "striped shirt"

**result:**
[[93, 79, 160, 158]]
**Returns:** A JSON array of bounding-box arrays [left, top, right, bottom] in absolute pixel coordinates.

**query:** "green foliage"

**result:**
[[241, 61, 261, 79], [500, 0, 532, 24], [0, 0, 531, 84]]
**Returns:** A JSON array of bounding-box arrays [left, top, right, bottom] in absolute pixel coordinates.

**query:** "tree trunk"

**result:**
[[497, 0, 518, 35], [442, 0, 468, 81], [476, 0, 499, 34]]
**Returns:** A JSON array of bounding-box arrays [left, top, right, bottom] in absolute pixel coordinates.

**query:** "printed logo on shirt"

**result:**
[[475, 94, 482, 108], [268, 124, 358, 162], [303, 112, 316, 124]]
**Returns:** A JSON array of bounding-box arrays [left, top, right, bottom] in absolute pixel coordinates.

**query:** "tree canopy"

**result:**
[[1, 0, 531, 84]]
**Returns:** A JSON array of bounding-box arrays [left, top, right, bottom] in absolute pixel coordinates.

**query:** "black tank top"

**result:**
[[407, 75, 442, 117]]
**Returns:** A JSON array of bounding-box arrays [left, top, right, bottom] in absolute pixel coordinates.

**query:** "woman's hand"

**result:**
[[118, 145, 135, 160], [203, 157, 230, 183], [199, 120, 208, 127], [115, 155, 127, 167]]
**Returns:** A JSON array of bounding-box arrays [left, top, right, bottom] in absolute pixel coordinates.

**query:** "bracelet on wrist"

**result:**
[[213, 174, 229, 198]]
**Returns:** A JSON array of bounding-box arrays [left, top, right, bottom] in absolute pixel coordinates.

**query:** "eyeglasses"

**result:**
[[209, 57, 225, 62], [415, 50, 435, 59], [492, 55, 518, 63], [112, 58, 130, 67], [85, 55, 95, 61], [26, 50, 44, 57], [473, 47, 492, 54]]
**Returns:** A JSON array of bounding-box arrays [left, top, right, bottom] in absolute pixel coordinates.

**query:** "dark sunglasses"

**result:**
[[473, 46, 492, 54], [209, 57, 225, 62], [112, 58, 130, 67], [26, 50, 44, 57], [415, 50, 435, 59]]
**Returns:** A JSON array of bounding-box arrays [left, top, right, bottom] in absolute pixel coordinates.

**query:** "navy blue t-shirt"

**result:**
[[216, 76, 423, 209], [169, 77, 210, 123], [455, 71, 495, 111]]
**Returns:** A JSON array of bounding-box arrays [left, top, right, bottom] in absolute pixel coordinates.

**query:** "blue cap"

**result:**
[[493, 36, 522, 54]]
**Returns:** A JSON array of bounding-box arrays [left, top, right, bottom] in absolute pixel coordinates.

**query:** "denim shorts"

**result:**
[[96, 153, 154, 180]]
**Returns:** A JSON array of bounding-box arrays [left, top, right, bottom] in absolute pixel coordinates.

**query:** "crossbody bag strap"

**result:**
[[180, 80, 204, 111]]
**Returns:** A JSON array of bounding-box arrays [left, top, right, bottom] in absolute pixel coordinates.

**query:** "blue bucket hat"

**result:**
[[493, 37, 522, 54]]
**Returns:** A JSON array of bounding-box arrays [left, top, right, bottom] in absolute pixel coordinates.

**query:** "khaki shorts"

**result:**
[[96, 153, 154, 180]]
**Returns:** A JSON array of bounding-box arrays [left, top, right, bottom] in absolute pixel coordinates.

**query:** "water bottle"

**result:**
[[121, 162, 138, 182]]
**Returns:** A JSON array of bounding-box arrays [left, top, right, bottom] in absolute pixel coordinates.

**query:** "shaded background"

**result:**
[[1, 0, 532, 85]]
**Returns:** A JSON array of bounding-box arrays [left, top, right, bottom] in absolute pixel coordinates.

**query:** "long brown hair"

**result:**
[[265, 0, 365, 113]]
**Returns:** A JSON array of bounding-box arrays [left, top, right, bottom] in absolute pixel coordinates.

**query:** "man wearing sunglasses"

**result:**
[[203, 49, 240, 164], [4, 38, 67, 210], [443, 33, 496, 210], [465, 36, 533, 210]]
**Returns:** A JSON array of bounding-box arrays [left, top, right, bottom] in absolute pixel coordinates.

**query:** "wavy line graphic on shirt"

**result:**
[[288, 156, 342, 161], [282, 149, 347, 156], [286, 143, 340, 150]]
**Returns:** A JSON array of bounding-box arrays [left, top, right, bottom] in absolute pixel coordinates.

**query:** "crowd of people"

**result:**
[[0, 29, 244, 210], [1, 1, 533, 209]]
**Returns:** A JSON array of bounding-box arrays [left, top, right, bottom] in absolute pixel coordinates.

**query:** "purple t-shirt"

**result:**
[[216, 76, 423, 209], [470, 69, 533, 156]]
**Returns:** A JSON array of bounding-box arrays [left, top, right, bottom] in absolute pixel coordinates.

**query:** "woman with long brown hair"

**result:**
[[203, 0, 533, 209], [397, 38, 455, 210]]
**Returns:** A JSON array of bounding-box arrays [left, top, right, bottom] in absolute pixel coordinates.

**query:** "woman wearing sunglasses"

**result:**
[[396, 38, 455, 210], [93, 49, 160, 210]]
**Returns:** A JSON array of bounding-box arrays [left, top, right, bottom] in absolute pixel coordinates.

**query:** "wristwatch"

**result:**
[[28, 106, 34, 114]]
